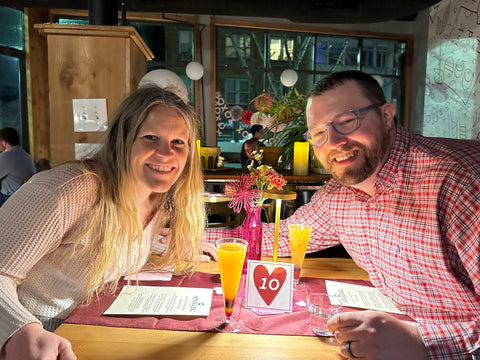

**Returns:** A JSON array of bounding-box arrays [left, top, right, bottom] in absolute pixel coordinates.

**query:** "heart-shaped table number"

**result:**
[[253, 265, 287, 305], [245, 260, 293, 312]]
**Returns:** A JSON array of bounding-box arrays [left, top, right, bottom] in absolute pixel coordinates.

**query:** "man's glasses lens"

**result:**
[[304, 112, 359, 146]]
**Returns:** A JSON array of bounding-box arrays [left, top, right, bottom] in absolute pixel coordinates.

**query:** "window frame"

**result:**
[[0, 9, 29, 153]]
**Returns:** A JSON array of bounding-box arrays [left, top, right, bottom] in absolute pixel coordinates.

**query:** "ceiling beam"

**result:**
[[3, 0, 441, 23]]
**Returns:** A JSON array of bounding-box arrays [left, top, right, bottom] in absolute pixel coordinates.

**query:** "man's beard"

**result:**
[[322, 129, 391, 186]]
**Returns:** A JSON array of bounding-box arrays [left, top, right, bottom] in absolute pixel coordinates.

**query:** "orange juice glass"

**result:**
[[213, 237, 248, 332], [288, 224, 312, 286]]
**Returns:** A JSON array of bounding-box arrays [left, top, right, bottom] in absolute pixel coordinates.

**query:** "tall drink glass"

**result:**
[[213, 237, 248, 332], [288, 224, 312, 286]]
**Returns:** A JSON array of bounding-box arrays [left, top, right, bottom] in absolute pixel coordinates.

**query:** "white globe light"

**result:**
[[372, 75, 384, 87], [138, 69, 189, 103], [186, 61, 204, 80], [280, 69, 298, 87]]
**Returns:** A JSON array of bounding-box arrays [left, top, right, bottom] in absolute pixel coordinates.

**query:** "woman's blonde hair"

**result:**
[[75, 85, 205, 301]]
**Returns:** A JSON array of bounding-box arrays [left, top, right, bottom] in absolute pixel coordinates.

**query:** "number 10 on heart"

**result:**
[[245, 261, 294, 312]]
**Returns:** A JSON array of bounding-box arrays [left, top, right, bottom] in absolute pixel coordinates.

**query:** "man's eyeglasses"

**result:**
[[303, 103, 385, 147]]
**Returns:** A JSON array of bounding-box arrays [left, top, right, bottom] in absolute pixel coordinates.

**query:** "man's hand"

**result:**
[[328, 310, 427, 360], [4, 323, 76, 360]]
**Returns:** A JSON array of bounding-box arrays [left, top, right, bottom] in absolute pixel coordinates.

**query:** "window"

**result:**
[[225, 34, 252, 59], [178, 30, 193, 60], [315, 37, 359, 70], [225, 78, 250, 105], [216, 25, 407, 150], [269, 37, 294, 61], [0, 7, 28, 152], [362, 38, 404, 76]]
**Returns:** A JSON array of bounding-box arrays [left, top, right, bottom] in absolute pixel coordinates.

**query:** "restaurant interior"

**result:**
[[3, 0, 478, 243], [1, 0, 478, 358]]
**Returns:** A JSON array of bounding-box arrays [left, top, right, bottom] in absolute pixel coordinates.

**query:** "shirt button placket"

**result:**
[[367, 201, 377, 244]]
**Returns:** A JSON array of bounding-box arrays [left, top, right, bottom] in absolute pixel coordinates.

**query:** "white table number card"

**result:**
[[245, 260, 294, 312]]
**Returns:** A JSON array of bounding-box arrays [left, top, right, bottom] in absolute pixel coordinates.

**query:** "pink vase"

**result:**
[[241, 204, 263, 273]]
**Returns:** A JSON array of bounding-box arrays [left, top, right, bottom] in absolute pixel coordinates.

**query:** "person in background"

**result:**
[[207, 70, 480, 359], [0, 127, 36, 207], [0, 86, 216, 360], [240, 124, 264, 168]]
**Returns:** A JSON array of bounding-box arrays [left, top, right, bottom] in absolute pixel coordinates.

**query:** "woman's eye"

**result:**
[[173, 139, 187, 146], [143, 135, 157, 141]]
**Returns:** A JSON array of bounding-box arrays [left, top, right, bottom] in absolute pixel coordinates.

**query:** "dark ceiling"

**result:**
[[3, 0, 441, 23]]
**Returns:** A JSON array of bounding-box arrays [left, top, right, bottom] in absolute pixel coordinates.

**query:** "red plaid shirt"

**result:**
[[206, 127, 480, 359]]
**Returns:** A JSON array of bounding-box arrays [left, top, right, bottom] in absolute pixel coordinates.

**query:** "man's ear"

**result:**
[[382, 102, 396, 130]]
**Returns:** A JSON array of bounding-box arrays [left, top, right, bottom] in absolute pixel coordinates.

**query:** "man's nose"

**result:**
[[326, 125, 347, 146]]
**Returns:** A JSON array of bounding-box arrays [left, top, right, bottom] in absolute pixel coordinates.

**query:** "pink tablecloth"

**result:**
[[63, 272, 405, 336]]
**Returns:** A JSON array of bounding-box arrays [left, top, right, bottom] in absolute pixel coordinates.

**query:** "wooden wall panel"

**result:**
[[35, 24, 153, 166], [25, 8, 50, 160]]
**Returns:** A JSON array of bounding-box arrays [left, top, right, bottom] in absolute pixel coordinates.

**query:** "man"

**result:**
[[207, 70, 480, 359], [0, 127, 36, 206], [240, 124, 264, 168]]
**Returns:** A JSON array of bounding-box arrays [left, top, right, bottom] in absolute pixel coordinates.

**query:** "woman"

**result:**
[[0, 86, 212, 359], [240, 124, 263, 168]]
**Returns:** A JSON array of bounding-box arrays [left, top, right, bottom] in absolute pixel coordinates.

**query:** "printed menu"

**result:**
[[104, 286, 213, 317], [325, 280, 404, 314]]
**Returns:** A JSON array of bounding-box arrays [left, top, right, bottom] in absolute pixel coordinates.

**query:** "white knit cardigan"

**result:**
[[0, 163, 153, 348]]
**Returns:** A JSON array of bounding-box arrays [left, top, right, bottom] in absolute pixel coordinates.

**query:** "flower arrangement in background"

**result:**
[[241, 89, 309, 167], [224, 149, 286, 212]]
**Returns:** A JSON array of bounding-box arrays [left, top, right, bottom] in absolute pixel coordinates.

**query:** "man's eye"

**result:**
[[335, 117, 356, 128], [312, 129, 326, 138]]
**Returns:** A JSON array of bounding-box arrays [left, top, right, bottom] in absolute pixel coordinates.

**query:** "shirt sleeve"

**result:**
[[419, 321, 480, 359], [418, 174, 480, 359], [0, 180, 63, 348]]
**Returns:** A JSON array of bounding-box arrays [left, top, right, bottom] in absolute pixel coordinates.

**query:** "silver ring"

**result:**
[[345, 341, 357, 359]]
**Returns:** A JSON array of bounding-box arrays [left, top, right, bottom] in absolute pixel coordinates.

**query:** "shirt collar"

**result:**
[[2, 145, 17, 153]]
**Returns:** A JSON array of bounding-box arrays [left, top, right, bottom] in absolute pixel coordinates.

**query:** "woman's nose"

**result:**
[[154, 139, 174, 156]]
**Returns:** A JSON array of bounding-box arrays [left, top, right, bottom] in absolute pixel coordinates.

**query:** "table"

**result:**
[[55, 257, 368, 360], [204, 168, 331, 186]]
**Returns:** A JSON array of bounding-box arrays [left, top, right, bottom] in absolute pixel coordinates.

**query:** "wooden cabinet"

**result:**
[[35, 24, 153, 166]]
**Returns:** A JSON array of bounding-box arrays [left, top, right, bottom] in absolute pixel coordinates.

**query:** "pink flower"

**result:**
[[224, 174, 261, 213], [265, 171, 286, 189], [241, 110, 253, 125], [254, 93, 273, 112]]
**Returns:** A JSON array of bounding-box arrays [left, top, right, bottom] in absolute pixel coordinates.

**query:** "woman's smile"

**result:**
[[146, 163, 175, 173]]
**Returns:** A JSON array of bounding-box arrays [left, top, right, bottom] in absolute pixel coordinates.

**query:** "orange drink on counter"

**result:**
[[288, 224, 312, 286], [213, 238, 248, 332]]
